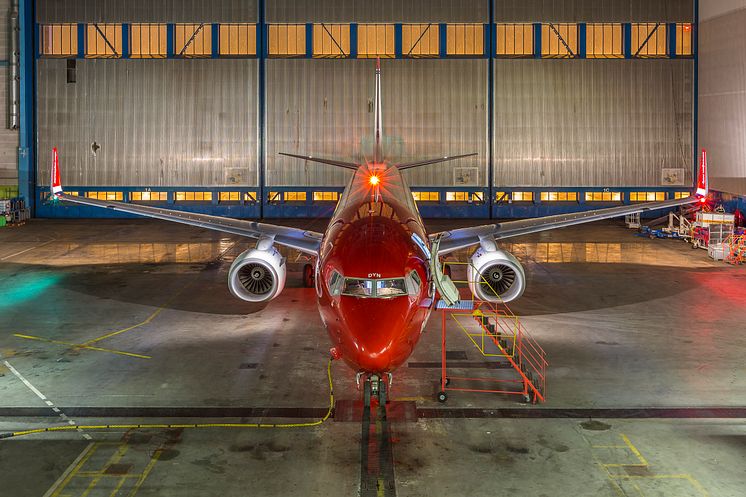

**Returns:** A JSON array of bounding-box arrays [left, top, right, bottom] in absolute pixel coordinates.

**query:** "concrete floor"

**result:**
[[0, 218, 744, 497]]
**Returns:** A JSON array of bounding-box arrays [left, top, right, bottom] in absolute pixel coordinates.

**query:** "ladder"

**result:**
[[725, 234, 746, 265], [436, 262, 548, 404]]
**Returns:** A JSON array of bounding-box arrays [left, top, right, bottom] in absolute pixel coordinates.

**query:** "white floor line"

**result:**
[[0, 239, 56, 261], [3, 360, 92, 440]]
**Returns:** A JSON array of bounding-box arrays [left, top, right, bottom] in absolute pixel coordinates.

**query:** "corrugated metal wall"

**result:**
[[494, 60, 693, 187], [266, 59, 487, 187], [37, 0, 257, 23], [0, 0, 18, 187], [268, 0, 487, 23], [699, 4, 746, 195], [494, 0, 693, 22], [37, 59, 258, 187]]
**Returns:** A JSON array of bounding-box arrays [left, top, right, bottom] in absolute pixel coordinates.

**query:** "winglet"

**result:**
[[51, 147, 62, 196], [696, 148, 708, 199]]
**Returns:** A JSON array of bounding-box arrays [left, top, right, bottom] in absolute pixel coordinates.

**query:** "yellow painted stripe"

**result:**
[[82, 306, 166, 346], [14, 334, 151, 359]]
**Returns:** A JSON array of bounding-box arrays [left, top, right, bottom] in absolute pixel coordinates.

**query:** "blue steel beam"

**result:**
[[121, 24, 130, 58], [18, 0, 35, 213]]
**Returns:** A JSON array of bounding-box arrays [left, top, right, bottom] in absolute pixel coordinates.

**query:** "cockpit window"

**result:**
[[376, 278, 408, 297], [342, 278, 374, 297], [328, 270, 344, 296], [340, 277, 408, 298]]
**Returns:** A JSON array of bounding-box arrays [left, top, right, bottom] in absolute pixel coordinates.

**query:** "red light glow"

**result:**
[[369, 175, 380, 186], [684, 24, 692, 32]]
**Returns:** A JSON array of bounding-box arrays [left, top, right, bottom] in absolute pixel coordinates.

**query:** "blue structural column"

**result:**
[[259, 0, 266, 218], [623, 23, 632, 58], [166, 24, 175, 58], [487, 4, 494, 217], [305, 23, 313, 58], [77, 23, 85, 58], [577, 23, 586, 58], [121, 24, 130, 58], [211, 23, 219, 58], [349, 23, 357, 58], [693, 0, 699, 185], [394, 24, 402, 58], [533, 23, 542, 59], [18, 0, 35, 213], [438, 23, 447, 58], [667, 22, 677, 58]]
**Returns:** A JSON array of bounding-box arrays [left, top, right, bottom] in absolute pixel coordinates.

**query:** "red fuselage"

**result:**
[[316, 165, 434, 374]]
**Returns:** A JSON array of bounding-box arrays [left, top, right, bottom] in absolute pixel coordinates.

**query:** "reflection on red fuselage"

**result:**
[[317, 166, 434, 373]]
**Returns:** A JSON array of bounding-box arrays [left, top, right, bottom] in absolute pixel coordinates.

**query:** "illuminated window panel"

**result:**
[[131, 24, 167, 58], [495, 191, 510, 202], [174, 24, 212, 57], [446, 191, 483, 202], [244, 192, 258, 202], [511, 191, 534, 202], [676, 23, 693, 56], [313, 191, 339, 202], [86, 191, 123, 201], [131, 191, 167, 202], [40, 24, 78, 57], [402, 24, 439, 57], [219, 192, 241, 202], [495, 24, 533, 57], [42, 191, 78, 200], [86, 24, 122, 58], [313, 24, 350, 58], [542, 23, 578, 58], [284, 191, 307, 202], [586, 23, 623, 59], [268, 24, 306, 57], [357, 24, 395, 58], [219, 24, 257, 56], [267, 191, 282, 202], [631, 23, 667, 58], [630, 191, 666, 202], [175, 191, 212, 201], [541, 192, 578, 202], [674, 191, 690, 199], [447, 24, 483, 56], [585, 191, 622, 202], [412, 191, 440, 202]]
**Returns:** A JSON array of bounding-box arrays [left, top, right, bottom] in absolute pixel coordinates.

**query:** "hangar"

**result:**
[[1, 1, 745, 496]]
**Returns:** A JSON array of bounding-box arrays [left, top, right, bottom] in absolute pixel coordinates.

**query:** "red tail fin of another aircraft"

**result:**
[[696, 149, 709, 200], [51, 147, 62, 195]]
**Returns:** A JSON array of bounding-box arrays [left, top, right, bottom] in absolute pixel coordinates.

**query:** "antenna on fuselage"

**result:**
[[373, 58, 383, 165]]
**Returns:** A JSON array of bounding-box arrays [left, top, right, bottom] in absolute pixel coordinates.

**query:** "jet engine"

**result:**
[[467, 244, 526, 303], [228, 240, 286, 303]]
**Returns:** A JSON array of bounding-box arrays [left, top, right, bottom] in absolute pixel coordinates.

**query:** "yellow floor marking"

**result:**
[[392, 396, 428, 402], [49, 443, 100, 497], [80, 444, 129, 497], [621, 433, 649, 466], [126, 448, 162, 497], [80, 306, 166, 346], [108, 474, 128, 497], [14, 334, 151, 359]]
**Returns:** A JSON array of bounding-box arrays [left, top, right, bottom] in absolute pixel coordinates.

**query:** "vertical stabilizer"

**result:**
[[51, 147, 62, 195], [374, 58, 383, 163], [696, 149, 709, 198]]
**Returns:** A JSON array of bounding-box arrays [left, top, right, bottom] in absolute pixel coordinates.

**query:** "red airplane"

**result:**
[[50, 60, 709, 392]]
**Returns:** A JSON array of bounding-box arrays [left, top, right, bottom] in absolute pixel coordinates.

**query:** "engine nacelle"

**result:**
[[228, 243, 286, 303], [467, 246, 526, 303]]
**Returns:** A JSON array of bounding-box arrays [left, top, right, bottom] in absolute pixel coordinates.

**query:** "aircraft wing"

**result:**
[[433, 196, 700, 255], [278, 153, 359, 170], [54, 193, 323, 255]]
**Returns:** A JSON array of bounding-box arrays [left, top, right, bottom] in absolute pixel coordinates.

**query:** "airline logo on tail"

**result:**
[[51, 147, 62, 195], [696, 149, 709, 199]]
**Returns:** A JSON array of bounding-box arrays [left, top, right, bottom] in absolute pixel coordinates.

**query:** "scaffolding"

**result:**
[[725, 234, 746, 265], [437, 262, 547, 404]]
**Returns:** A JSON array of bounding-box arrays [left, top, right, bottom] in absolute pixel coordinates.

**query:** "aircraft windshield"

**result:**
[[341, 277, 407, 298]]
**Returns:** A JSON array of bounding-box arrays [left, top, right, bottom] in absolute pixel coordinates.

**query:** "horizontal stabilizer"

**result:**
[[396, 153, 477, 171], [279, 153, 359, 170]]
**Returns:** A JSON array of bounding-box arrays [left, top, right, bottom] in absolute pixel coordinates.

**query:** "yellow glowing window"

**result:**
[[219, 24, 257, 56], [313, 191, 339, 201], [586, 23, 623, 58], [175, 191, 212, 201], [541, 192, 578, 202], [40, 24, 78, 56], [674, 191, 690, 199], [130, 24, 167, 58], [542, 23, 578, 58], [244, 192, 257, 202], [585, 191, 622, 202], [630, 191, 666, 202], [313, 24, 350, 58], [402, 24, 439, 57], [511, 191, 534, 202], [174, 24, 212, 57], [412, 191, 440, 202], [268, 191, 282, 202], [447, 24, 483, 56], [42, 191, 78, 200], [496, 23, 533, 57], [446, 192, 483, 202], [219, 192, 241, 202], [631, 23, 667, 57], [86, 24, 122, 58], [86, 191, 123, 201], [268, 24, 306, 57], [676, 24, 693, 56], [358, 24, 395, 58], [495, 191, 510, 202], [284, 191, 307, 202], [131, 191, 167, 201]]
